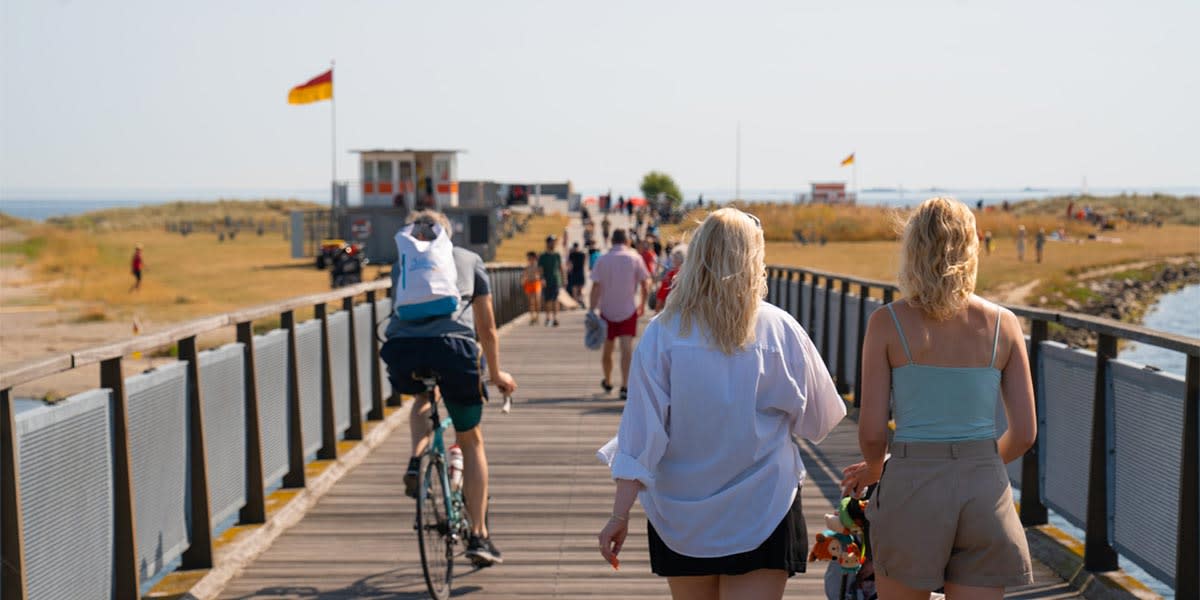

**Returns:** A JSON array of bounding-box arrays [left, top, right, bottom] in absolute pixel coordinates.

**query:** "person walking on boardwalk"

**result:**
[[522, 251, 543, 325], [597, 208, 846, 599], [654, 245, 686, 313], [1036, 228, 1047, 264], [538, 235, 565, 326], [567, 242, 587, 304], [589, 228, 650, 400], [1016, 224, 1027, 262], [381, 209, 518, 566], [129, 243, 145, 292], [601, 215, 612, 249], [840, 197, 1036, 599]]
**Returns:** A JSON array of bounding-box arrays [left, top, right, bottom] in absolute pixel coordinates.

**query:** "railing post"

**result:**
[[178, 336, 214, 569], [1085, 333, 1118, 572], [281, 311, 306, 488], [1177, 354, 1199, 597], [1, 388, 28, 600], [100, 357, 141, 596], [315, 303, 338, 460], [822, 276, 834, 366], [796, 272, 806, 327], [366, 290, 385, 419], [343, 296, 364, 440], [1020, 319, 1049, 526], [784, 270, 794, 316], [836, 279, 850, 394], [236, 322, 267, 524], [854, 284, 869, 409], [882, 288, 894, 305], [808, 274, 819, 338]]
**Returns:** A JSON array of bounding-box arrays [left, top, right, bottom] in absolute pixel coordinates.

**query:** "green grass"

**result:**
[[0, 235, 48, 260]]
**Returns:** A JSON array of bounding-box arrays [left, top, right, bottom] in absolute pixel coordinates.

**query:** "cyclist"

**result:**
[[381, 209, 518, 566]]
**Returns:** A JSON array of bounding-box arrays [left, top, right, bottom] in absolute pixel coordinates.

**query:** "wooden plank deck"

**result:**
[[219, 310, 1081, 599]]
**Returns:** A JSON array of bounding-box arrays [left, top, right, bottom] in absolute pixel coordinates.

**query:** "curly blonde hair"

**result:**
[[661, 208, 766, 354], [898, 197, 979, 320]]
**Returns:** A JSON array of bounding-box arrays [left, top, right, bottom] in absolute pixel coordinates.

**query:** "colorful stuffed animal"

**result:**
[[838, 496, 868, 535], [808, 530, 863, 574]]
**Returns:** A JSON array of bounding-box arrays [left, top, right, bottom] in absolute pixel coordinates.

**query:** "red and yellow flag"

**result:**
[[840, 152, 855, 167], [288, 69, 333, 105]]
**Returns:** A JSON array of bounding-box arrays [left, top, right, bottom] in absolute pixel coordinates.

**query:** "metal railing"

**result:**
[[0, 265, 526, 599], [764, 265, 1198, 596]]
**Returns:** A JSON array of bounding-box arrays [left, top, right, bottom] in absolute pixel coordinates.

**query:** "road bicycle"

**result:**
[[410, 369, 472, 600], [411, 369, 511, 600]]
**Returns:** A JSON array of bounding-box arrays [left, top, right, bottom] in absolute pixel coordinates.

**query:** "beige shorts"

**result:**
[[866, 439, 1033, 590]]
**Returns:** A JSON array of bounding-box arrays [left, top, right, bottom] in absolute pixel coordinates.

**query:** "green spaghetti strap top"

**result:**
[[886, 304, 1003, 443]]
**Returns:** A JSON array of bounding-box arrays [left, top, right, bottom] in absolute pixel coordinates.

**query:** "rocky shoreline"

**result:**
[[1047, 261, 1200, 348]]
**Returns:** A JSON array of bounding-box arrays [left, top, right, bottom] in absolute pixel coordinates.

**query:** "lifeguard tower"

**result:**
[[354, 149, 461, 210]]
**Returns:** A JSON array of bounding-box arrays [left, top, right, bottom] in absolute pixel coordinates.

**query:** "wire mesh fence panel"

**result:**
[[16, 389, 114, 599], [376, 297, 393, 399], [354, 303, 374, 418], [254, 329, 290, 487], [1039, 342, 1096, 529], [328, 311, 352, 435], [126, 361, 190, 582], [295, 319, 324, 457], [1110, 359, 1185, 586], [198, 342, 247, 528]]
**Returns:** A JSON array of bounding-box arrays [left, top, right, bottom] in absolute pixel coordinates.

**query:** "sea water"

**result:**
[[1121, 284, 1200, 377]]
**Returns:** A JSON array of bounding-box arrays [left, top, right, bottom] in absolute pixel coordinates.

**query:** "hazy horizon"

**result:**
[[3, 1, 1197, 195]]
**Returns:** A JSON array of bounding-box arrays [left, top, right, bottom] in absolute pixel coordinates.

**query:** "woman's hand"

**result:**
[[841, 460, 883, 498], [598, 516, 628, 569]]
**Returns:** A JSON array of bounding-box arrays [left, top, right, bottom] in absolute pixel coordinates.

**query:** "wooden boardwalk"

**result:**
[[219, 310, 1081, 599]]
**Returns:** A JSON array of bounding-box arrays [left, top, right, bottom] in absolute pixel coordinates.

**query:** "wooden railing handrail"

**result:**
[[0, 266, 526, 391], [770, 265, 1200, 357]]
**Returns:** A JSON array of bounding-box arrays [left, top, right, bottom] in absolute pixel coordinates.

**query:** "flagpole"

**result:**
[[735, 120, 741, 203], [852, 150, 858, 205], [330, 60, 337, 236]]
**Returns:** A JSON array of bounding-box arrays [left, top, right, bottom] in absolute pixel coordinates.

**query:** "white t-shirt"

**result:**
[[600, 302, 845, 557]]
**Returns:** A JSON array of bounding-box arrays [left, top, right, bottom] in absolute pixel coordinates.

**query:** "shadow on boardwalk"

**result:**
[[220, 310, 1080, 600]]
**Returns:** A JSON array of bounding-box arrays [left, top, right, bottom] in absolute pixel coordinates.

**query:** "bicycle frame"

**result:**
[[425, 393, 467, 531]]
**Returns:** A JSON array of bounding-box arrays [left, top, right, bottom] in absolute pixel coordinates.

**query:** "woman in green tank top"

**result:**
[[841, 197, 1037, 599]]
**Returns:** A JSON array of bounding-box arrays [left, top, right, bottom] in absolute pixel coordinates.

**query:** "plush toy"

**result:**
[[808, 530, 863, 574], [838, 496, 868, 535], [808, 530, 841, 562]]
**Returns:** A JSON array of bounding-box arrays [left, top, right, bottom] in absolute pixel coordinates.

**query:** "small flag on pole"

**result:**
[[288, 69, 333, 105], [840, 152, 855, 167]]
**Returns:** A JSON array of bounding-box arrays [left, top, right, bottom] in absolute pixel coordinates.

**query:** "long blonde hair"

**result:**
[[661, 208, 766, 354], [898, 197, 979, 320]]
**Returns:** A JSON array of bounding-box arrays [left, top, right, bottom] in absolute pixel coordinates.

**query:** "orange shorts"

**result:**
[[523, 281, 542, 295]]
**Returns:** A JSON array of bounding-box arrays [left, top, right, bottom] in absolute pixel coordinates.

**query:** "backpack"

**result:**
[[393, 221, 459, 321]]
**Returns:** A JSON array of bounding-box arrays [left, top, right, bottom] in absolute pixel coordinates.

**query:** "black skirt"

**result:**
[[647, 487, 808, 577]]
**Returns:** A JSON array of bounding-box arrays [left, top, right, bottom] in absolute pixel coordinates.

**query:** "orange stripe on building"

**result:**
[[363, 182, 374, 193], [436, 183, 459, 194], [378, 182, 394, 194]]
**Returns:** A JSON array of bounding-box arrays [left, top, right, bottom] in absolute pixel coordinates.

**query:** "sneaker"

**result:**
[[601, 379, 613, 394], [552, 319, 560, 327], [620, 387, 628, 401], [466, 534, 503, 566], [403, 456, 420, 499]]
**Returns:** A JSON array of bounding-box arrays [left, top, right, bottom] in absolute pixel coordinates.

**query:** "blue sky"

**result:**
[[1, 0, 1197, 197]]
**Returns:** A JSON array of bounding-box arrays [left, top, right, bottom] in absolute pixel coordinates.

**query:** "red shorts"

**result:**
[[604, 313, 639, 340]]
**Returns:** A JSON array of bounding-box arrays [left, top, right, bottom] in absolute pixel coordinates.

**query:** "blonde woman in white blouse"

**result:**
[[598, 208, 846, 600]]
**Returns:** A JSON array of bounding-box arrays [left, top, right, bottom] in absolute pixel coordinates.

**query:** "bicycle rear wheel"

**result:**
[[416, 453, 454, 600]]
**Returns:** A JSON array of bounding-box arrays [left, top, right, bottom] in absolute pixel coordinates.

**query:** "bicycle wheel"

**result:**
[[416, 453, 454, 600]]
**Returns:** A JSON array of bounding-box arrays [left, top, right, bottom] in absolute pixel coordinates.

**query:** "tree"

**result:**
[[639, 171, 683, 210]]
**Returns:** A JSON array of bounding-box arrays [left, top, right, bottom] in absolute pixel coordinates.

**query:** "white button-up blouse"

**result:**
[[599, 302, 846, 558]]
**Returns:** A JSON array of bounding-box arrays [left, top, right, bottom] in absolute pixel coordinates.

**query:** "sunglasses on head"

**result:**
[[741, 210, 762, 230]]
